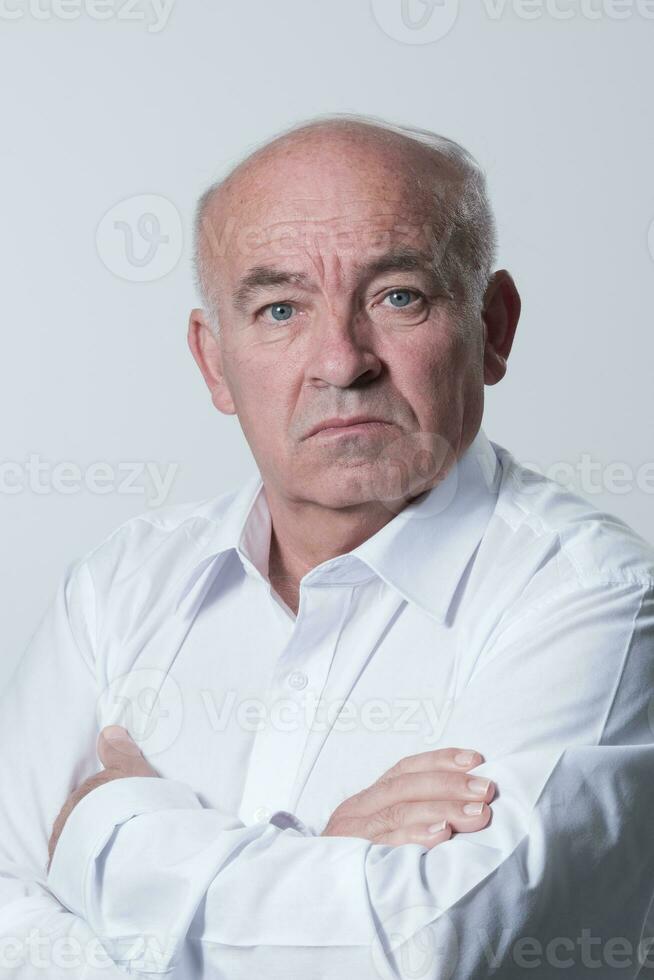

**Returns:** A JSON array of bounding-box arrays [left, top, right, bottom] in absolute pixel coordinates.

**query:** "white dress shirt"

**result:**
[[1, 425, 653, 979]]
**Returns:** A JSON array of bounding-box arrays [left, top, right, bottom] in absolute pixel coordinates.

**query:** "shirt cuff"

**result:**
[[269, 809, 317, 836], [47, 775, 202, 919]]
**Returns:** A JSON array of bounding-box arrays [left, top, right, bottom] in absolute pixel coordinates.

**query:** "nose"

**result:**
[[306, 310, 382, 389]]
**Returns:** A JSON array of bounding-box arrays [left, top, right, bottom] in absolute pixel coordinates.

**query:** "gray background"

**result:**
[[1, 0, 653, 692]]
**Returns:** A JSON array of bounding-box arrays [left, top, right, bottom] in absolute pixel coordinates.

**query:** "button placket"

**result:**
[[237, 583, 353, 825]]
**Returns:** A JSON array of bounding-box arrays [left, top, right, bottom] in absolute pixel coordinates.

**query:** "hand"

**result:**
[[321, 747, 495, 848], [47, 725, 158, 871]]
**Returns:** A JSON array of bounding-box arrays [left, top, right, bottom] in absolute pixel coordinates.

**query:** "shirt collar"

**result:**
[[174, 426, 502, 625], [351, 426, 501, 623]]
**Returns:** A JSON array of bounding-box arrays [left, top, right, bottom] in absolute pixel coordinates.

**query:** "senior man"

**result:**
[[1, 113, 653, 979]]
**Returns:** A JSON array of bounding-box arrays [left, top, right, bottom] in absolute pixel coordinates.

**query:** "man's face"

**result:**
[[196, 137, 490, 511]]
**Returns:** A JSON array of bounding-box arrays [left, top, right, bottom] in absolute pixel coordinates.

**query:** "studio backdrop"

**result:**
[[1, 0, 653, 691]]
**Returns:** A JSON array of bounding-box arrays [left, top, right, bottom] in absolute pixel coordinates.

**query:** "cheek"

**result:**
[[388, 328, 467, 396], [224, 350, 296, 439]]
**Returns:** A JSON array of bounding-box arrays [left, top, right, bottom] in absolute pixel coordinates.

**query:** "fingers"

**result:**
[[368, 798, 492, 838], [341, 747, 485, 817], [383, 747, 484, 779], [373, 820, 453, 849], [321, 792, 492, 844], [356, 769, 495, 818], [321, 746, 496, 844], [97, 726, 158, 777], [333, 795, 492, 846]]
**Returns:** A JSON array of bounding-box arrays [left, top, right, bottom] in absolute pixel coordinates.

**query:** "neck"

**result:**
[[264, 491, 407, 615]]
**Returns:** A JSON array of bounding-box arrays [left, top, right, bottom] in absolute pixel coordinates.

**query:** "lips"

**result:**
[[307, 416, 389, 438]]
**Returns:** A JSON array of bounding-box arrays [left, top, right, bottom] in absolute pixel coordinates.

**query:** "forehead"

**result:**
[[203, 136, 460, 282], [224, 198, 442, 280]]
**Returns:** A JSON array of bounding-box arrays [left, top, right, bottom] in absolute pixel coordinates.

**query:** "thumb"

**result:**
[[97, 725, 158, 776]]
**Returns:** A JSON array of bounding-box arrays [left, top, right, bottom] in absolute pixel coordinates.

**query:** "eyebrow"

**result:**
[[231, 246, 450, 314]]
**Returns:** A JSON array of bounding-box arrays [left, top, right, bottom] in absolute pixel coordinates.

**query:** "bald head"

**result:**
[[193, 113, 497, 334]]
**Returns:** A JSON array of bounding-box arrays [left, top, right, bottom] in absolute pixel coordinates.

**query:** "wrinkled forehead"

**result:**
[[216, 199, 447, 274], [202, 180, 463, 290], [197, 135, 467, 309]]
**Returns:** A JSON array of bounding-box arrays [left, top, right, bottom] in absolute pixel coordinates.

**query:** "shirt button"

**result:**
[[253, 806, 271, 823], [288, 670, 308, 691]]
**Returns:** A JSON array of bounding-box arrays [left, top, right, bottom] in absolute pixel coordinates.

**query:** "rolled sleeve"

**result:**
[[47, 776, 204, 920]]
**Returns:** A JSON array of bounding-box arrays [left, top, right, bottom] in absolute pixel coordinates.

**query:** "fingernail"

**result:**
[[103, 726, 142, 756], [454, 751, 477, 767], [104, 726, 130, 741], [467, 777, 491, 795], [463, 802, 484, 815], [427, 820, 449, 835]]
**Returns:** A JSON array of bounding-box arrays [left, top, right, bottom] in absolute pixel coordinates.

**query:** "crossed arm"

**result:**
[[2, 559, 653, 978]]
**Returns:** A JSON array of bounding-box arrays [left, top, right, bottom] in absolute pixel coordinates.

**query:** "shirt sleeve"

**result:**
[[0, 558, 153, 978], [46, 576, 654, 978]]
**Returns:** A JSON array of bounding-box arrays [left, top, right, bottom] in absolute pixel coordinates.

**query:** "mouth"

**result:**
[[307, 417, 392, 439]]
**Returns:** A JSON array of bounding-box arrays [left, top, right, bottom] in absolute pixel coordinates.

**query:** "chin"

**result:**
[[298, 461, 414, 512]]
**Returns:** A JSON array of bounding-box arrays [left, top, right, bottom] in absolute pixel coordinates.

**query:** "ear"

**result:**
[[187, 308, 236, 415], [481, 270, 521, 386]]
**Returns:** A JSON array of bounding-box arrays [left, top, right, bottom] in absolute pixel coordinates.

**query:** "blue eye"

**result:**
[[384, 289, 419, 309], [267, 302, 294, 322]]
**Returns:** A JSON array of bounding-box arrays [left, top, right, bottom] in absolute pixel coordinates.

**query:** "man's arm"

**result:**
[[0, 557, 288, 977], [0, 559, 137, 977], [46, 576, 654, 977], [2, 555, 489, 977]]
